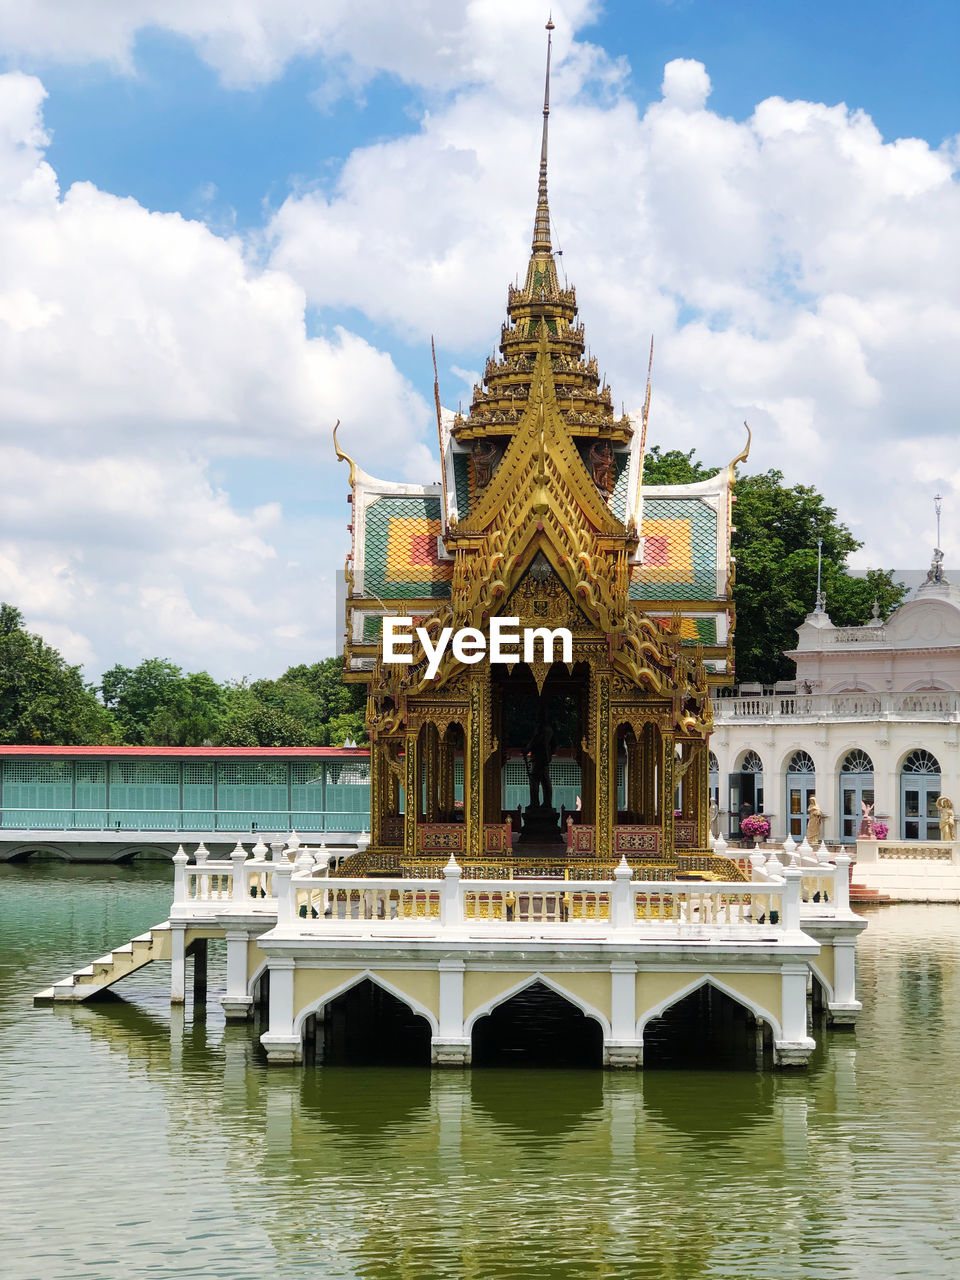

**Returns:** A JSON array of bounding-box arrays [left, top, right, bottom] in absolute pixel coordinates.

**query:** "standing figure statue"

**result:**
[[708, 797, 720, 839], [858, 799, 875, 838], [523, 708, 555, 810], [937, 796, 956, 842], [806, 795, 824, 844]]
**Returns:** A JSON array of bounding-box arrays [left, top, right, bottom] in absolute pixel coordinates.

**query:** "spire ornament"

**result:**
[[532, 19, 555, 254]]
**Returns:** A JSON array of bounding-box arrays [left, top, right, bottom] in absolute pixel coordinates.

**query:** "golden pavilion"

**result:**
[[337, 24, 746, 876]]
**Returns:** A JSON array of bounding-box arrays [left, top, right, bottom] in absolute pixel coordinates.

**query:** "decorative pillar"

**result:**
[[627, 736, 642, 815], [370, 737, 384, 847], [596, 672, 614, 861], [424, 724, 439, 823], [695, 742, 710, 850], [641, 723, 657, 822], [438, 731, 455, 817], [403, 727, 420, 863], [660, 729, 676, 861], [465, 677, 486, 860]]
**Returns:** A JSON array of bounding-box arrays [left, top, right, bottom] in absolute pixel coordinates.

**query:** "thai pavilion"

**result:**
[[337, 25, 746, 875]]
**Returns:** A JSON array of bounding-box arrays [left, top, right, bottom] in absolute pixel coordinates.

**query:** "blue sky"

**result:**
[[0, 1, 958, 678]]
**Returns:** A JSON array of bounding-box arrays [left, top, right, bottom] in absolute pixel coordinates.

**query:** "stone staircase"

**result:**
[[848, 883, 894, 905], [33, 922, 172, 1004]]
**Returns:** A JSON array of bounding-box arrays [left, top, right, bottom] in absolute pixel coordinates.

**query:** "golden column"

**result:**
[[595, 671, 614, 861], [694, 741, 710, 850], [369, 737, 384, 848], [423, 723, 439, 822], [660, 729, 676, 861], [465, 677, 486, 859], [641, 722, 657, 823], [403, 727, 420, 862]]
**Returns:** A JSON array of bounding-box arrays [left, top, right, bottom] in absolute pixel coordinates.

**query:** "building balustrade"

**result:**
[[168, 841, 855, 939], [715, 690, 960, 723]]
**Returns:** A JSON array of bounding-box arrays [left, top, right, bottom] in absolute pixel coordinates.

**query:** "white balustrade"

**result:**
[[715, 690, 960, 724]]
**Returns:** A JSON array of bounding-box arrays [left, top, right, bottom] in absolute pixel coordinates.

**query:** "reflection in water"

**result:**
[[4, 866, 960, 1278]]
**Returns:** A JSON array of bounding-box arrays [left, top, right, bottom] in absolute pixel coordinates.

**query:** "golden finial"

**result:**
[[726, 421, 752, 477], [532, 19, 554, 254], [431, 335, 450, 530], [332, 419, 357, 488]]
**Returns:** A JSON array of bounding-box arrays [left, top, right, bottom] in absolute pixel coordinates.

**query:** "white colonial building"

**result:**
[[711, 559, 960, 845]]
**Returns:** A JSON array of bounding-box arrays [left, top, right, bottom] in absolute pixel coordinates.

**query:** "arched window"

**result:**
[[842, 749, 874, 774], [901, 750, 941, 840], [708, 752, 719, 807], [728, 751, 763, 838], [787, 751, 815, 773], [786, 751, 817, 840], [840, 750, 875, 843]]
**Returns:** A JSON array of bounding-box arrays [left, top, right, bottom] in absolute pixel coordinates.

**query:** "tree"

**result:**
[[218, 681, 312, 747], [100, 658, 227, 745], [641, 450, 907, 684], [642, 446, 719, 486], [0, 604, 116, 744]]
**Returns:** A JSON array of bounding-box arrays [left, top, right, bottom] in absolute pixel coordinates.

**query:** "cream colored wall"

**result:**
[[247, 939, 263, 983], [463, 969, 611, 1025], [637, 969, 782, 1030], [811, 945, 835, 997], [185, 928, 224, 946], [291, 967, 440, 1022]]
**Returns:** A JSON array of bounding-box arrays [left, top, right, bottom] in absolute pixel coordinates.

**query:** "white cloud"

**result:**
[[0, 72, 432, 677], [0, 0, 604, 92], [267, 56, 960, 576]]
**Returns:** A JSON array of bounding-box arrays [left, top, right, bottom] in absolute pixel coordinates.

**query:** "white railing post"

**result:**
[[230, 842, 249, 906], [441, 855, 463, 927], [782, 833, 796, 859], [270, 839, 287, 864], [782, 867, 802, 932], [833, 854, 851, 913], [611, 857, 634, 930], [273, 859, 295, 928], [173, 845, 188, 906]]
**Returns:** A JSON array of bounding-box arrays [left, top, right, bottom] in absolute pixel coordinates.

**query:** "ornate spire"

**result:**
[[532, 19, 554, 254], [450, 17, 632, 462]]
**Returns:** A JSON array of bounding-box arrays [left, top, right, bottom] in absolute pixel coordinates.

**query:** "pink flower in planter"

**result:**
[[873, 822, 888, 840]]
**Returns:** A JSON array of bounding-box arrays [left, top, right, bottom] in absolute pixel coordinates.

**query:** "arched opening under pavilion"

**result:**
[[308, 979, 433, 1067], [643, 983, 774, 1071], [471, 980, 604, 1068]]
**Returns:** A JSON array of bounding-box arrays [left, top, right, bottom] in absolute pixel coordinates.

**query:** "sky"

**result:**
[[0, 0, 958, 681]]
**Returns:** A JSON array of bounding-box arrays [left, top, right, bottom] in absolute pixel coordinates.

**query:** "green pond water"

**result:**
[[2, 861, 960, 1280]]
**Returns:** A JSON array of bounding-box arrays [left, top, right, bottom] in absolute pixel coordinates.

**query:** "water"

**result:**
[[2, 862, 960, 1279]]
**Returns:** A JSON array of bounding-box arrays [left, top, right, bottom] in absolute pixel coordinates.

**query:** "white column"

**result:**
[[432, 960, 469, 1066], [782, 867, 802, 932], [221, 930, 253, 1020], [170, 923, 186, 1004], [230, 843, 249, 907], [827, 938, 862, 1026], [260, 958, 301, 1064], [775, 963, 815, 1068], [605, 961, 641, 1068], [273, 860, 294, 928]]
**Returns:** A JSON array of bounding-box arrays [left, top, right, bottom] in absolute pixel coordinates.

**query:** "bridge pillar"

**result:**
[[432, 960, 470, 1066], [775, 963, 816, 1068], [221, 930, 253, 1020], [604, 961, 642, 1068], [170, 922, 186, 1004], [827, 937, 862, 1027], [191, 937, 208, 1008], [260, 959, 302, 1064]]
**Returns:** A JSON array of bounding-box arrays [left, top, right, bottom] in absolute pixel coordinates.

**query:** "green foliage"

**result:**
[[0, 604, 116, 745], [99, 658, 225, 746], [731, 469, 906, 683], [642, 446, 719, 486]]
